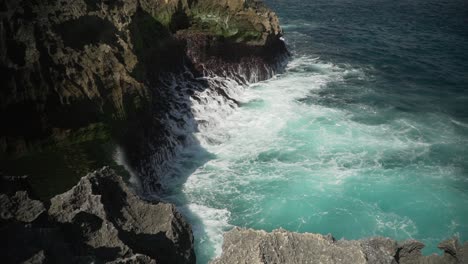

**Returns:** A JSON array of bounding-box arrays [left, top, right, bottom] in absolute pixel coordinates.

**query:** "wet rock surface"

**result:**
[[211, 228, 468, 264], [0, 168, 195, 264]]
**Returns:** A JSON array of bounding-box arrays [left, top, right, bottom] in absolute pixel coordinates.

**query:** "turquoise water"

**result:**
[[160, 0, 468, 263]]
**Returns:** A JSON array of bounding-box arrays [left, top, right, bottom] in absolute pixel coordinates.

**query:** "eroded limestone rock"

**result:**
[[0, 191, 45, 222], [211, 228, 468, 264], [0, 167, 195, 264], [0, 0, 287, 157]]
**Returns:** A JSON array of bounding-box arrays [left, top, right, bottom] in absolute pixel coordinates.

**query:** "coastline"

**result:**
[[1, 0, 467, 263], [1, 0, 288, 262]]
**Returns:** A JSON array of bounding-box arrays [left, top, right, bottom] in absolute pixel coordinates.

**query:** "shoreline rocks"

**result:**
[[0, 0, 288, 200], [211, 228, 468, 264], [0, 0, 288, 158], [5, 1, 465, 264], [3, 170, 467, 264], [0, 168, 195, 264], [0, 1, 288, 262]]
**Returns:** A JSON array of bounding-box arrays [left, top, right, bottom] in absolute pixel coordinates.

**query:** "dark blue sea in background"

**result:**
[[162, 0, 468, 263], [268, 0, 468, 121]]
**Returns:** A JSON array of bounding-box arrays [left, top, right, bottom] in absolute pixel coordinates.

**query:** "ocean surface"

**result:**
[[159, 0, 468, 263]]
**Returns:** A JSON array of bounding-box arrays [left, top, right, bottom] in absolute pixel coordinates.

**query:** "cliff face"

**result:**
[[0, 0, 287, 199], [1, 0, 148, 155], [2, 2, 467, 264], [212, 228, 468, 264], [0, 0, 287, 157], [0, 1, 288, 262], [0, 167, 195, 263]]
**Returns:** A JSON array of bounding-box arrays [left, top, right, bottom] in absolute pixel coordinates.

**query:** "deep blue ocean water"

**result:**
[[160, 0, 468, 263]]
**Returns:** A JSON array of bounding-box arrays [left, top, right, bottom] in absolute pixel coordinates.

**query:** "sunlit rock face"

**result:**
[[212, 228, 468, 264]]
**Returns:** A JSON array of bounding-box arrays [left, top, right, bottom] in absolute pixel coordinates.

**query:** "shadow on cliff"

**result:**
[[118, 8, 218, 258], [119, 6, 290, 260], [1, 2, 286, 261]]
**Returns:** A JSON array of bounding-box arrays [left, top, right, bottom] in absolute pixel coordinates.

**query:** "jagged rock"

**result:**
[[0, 167, 195, 264], [0, 0, 287, 157], [360, 237, 398, 264], [1, 0, 287, 263], [0, 191, 45, 222], [0, 174, 44, 223], [211, 228, 468, 264], [176, 30, 287, 83], [108, 254, 157, 264], [21, 250, 46, 264], [212, 228, 377, 264], [48, 167, 195, 263], [1, 0, 287, 199], [437, 237, 468, 263]]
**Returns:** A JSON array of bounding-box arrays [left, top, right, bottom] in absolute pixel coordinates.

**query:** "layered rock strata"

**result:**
[[212, 228, 468, 264]]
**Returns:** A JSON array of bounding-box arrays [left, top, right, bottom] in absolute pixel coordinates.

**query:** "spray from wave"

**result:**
[[149, 53, 468, 264]]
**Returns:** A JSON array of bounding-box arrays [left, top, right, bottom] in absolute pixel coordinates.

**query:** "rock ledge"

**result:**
[[211, 228, 468, 264]]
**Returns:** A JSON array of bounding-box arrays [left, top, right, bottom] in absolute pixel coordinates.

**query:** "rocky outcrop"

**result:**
[[0, 190, 45, 222], [176, 30, 287, 83], [212, 228, 468, 264], [0, 167, 195, 263], [1, 0, 149, 156], [175, 0, 288, 83], [0, 0, 287, 263], [0, 0, 287, 158], [1, 0, 287, 200]]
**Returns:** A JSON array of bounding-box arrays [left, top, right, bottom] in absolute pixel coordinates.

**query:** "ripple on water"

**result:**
[[163, 29, 468, 263]]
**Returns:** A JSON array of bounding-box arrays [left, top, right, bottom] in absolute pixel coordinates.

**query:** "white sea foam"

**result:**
[[178, 203, 232, 257], [168, 57, 368, 258], [114, 146, 143, 193], [158, 54, 468, 262]]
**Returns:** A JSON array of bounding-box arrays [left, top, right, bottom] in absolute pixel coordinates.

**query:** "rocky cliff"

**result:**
[[212, 228, 468, 264], [0, 0, 286, 156], [2, 1, 467, 264], [0, 167, 195, 263], [0, 0, 287, 197], [0, 0, 288, 263]]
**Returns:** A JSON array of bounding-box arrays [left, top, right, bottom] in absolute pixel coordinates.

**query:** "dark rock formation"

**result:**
[[0, 167, 195, 264], [212, 228, 468, 264], [1, 0, 288, 199], [0, 190, 45, 222], [0, 1, 288, 263], [1, 0, 148, 156], [176, 30, 288, 83], [0, 0, 287, 158]]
